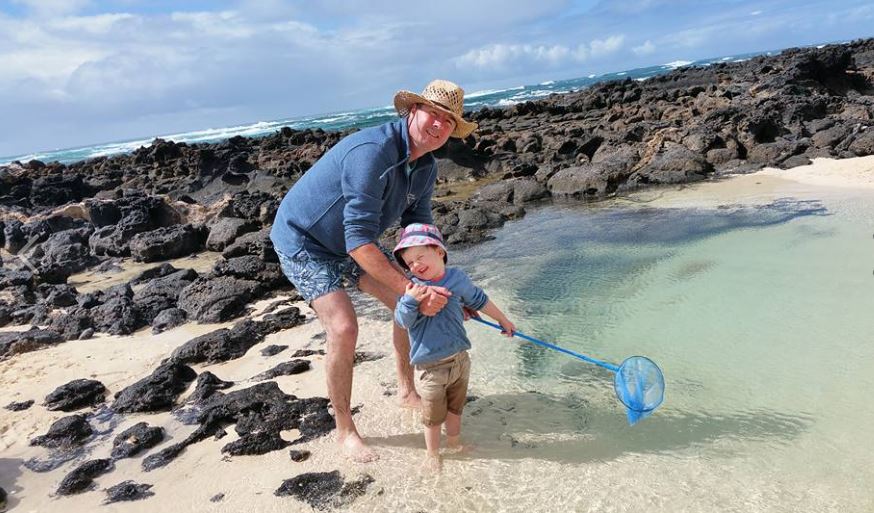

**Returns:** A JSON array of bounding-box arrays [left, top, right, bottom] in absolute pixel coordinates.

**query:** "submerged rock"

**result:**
[[104, 481, 154, 504], [29, 414, 93, 449], [111, 360, 197, 413], [274, 471, 375, 510], [111, 422, 165, 459], [56, 458, 114, 495], [44, 379, 106, 412]]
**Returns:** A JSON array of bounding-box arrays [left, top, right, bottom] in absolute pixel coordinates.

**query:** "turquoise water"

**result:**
[[355, 182, 874, 512]]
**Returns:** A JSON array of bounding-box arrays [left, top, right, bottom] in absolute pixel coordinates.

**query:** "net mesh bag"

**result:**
[[613, 356, 665, 425]]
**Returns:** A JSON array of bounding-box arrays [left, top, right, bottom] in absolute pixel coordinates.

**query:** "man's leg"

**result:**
[[311, 289, 378, 462], [358, 273, 421, 408]]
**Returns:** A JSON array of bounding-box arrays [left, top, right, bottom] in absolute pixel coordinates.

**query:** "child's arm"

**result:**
[[478, 300, 516, 337], [394, 282, 429, 329]]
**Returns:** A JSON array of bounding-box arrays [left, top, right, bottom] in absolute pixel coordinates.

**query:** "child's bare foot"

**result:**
[[445, 435, 474, 454], [339, 433, 379, 463], [423, 453, 442, 472]]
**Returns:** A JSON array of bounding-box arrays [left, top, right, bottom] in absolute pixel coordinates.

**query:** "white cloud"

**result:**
[[632, 40, 656, 55], [590, 35, 625, 56], [750, 10, 762, 16], [455, 34, 624, 72]]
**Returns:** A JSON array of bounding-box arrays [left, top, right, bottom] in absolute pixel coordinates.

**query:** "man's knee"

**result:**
[[326, 319, 358, 347]]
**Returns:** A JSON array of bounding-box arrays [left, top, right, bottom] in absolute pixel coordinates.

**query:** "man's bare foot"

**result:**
[[423, 453, 442, 473], [339, 433, 379, 463], [397, 390, 421, 409]]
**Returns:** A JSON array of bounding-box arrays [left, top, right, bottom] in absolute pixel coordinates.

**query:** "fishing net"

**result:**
[[613, 356, 665, 425]]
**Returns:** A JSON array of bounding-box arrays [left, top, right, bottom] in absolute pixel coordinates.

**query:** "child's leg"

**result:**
[[444, 411, 463, 449], [444, 353, 471, 451], [424, 423, 441, 456]]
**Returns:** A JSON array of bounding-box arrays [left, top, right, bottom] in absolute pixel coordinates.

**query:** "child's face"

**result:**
[[401, 245, 446, 281]]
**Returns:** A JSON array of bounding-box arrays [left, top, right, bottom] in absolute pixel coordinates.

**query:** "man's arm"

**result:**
[[349, 243, 451, 316], [349, 243, 409, 297]]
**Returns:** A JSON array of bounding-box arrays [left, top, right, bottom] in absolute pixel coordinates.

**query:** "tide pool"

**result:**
[[352, 173, 874, 512]]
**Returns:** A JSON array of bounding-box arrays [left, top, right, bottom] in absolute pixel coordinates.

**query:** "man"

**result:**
[[270, 80, 477, 462]]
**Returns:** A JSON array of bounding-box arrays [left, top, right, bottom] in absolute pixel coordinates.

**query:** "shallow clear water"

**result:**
[[352, 183, 874, 512]]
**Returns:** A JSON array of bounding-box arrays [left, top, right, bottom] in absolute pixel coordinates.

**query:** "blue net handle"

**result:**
[[471, 317, 620, 372]]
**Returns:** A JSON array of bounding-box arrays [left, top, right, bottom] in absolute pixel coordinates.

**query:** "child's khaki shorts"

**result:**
[[415, 351, 470, 426]]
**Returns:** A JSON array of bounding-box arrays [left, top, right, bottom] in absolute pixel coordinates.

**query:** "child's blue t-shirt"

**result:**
[[394, 267, 488, 365]]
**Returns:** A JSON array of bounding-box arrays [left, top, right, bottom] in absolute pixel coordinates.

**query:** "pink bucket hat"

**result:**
[[392, 223, 448, 270]]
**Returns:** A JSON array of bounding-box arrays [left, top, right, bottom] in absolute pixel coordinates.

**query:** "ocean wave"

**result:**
[[664, 60, 693, 69]]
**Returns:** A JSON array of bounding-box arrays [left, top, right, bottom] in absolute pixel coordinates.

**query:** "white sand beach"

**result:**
[[2, 156, 874, 512]]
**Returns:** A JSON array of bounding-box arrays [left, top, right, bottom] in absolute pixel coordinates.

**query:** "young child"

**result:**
[[393, 223, 515, 471]]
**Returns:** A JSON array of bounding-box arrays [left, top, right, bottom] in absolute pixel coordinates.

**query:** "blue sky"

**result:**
[[1, 0, 872, 156]]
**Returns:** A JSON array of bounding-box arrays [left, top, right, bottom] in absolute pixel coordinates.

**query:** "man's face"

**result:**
[[408, 103, 456, 156]]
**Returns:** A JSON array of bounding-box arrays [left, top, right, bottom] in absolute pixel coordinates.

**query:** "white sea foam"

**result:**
[[539, 80, 555, 85], [664, 60, 694, 69]]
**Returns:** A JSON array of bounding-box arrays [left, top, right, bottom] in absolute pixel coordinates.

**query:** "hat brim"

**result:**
[[393, 90, 478, 139]]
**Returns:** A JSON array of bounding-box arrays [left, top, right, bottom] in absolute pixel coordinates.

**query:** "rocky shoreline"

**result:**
[[1, 38, 874, 508]]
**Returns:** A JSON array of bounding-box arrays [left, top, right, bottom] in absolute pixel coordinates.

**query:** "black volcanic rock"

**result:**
[[44, 379, 106, 411], [274, 471, 375, 510], [132, 268, 198, 324], [34, 227, 96, 283], [111, 360, 197, 413], [29, 414, 92, 449], [129, 224, 206, 263], [260, 344, 288, 357], [104, 481, 154, 503], [176, 276, 261, 323], [221, 432, 289, 456], [187, 371, 234, 402], [221, 228, 278, 262], [142, 382, 333, 471], [150, 307, 187, 334], [211, 255, 287, 290], [206, 217, 257, 251], [0, 328, 64, 358], [5, 399, 34, 411], [111, 422, 165, 459], [251, 359, 310, 381], [171, 312, 304, 364], [56, 458, 113, 495]]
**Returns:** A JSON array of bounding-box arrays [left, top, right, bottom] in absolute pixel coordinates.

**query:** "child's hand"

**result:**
[[405, 282, 429, 303], [499, 319, 516, 337]]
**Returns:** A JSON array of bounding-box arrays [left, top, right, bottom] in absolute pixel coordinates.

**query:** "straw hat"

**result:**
[[393, 79, 478, 139]]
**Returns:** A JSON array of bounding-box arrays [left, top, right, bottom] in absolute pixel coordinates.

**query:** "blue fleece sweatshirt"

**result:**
[[270, 118, 436, 259], [394, 268, 489, 365]]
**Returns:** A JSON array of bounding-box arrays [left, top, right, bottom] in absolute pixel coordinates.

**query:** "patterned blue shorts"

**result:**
[[276, 245, 394, 304]]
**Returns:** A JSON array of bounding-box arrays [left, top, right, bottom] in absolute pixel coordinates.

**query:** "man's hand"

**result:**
[[418, 286, 451, 317]]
